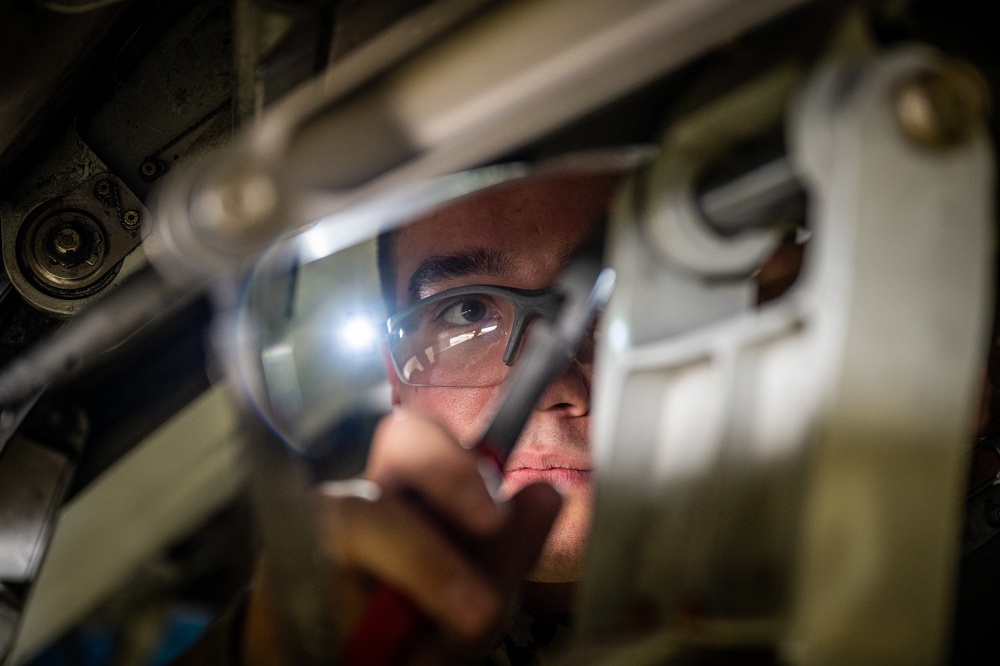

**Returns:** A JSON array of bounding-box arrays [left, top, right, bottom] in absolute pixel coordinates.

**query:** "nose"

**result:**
[[534, 339, 592, 416]]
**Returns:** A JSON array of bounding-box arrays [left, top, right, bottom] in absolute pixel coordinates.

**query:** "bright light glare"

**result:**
[[339, 312, 379, 355], [608, 318, 630, 351]]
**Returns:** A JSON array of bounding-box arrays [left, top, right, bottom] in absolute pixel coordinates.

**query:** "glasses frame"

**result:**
[[385, 284, 564, 386]]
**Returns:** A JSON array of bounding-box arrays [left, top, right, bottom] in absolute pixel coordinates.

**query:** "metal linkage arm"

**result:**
[[578, 46, 994, 665]]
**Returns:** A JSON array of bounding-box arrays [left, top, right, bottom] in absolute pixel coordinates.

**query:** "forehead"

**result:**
[[393, 174, 619, 301]]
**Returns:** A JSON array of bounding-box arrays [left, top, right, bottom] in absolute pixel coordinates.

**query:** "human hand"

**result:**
[[241, 408, 563, 665]]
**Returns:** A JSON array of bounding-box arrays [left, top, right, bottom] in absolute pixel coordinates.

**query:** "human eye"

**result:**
[[436, 296, 497, 326]]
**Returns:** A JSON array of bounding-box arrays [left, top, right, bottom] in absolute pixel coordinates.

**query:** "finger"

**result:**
[[366, 409, 503, 536], [317, 491, 503, 641]]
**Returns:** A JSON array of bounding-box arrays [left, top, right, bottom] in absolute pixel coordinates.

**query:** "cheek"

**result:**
[[397, 385, 501, 444]]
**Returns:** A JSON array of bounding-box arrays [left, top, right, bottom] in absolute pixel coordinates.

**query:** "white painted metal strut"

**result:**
[[578, 46, 994, 665]]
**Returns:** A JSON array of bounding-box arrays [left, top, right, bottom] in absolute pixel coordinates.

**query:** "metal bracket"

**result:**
[[578, 45, 993, 665], [1, 133, 150, 318], [0, 402, 87, 662]]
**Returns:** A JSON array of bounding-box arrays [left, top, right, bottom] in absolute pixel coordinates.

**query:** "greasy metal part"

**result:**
[[35, 0, 131, 14], [23, 211, 109, 293], [579, 46, 993, 665], [0, 267, 11, 309], [0, 402, 87, 662], [232, 0, 299, 123], [147, 0, 815, 286], [0, 129, 150, 317], [1, 584, 19, 664], [247, 4, 338, 112], [0, 280, 210, 659], [158, 0, 499, 280], [962, 477, 1000, 557], [281, 0, 810, 194], [78, 1, 235, 200], [244, 0, 494, 127], [9, 386, 245, 664], [0, 390, 45, 461], [893, 59, 992, 150], [321, 0, 495, 94], [14, 173, 146, 300], [0, 268, 198, 410], [0, 412, 87, 583], [0, 2, 128, 180]]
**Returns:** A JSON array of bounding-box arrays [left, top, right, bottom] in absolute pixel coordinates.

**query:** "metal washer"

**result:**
[[20, 208, 110, 295]]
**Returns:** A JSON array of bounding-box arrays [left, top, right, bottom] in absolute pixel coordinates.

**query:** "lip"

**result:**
[[503, 452, 592, 491], [503, 467, 591, 490]]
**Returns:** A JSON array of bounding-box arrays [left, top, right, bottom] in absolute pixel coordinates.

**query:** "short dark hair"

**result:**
[[376, 230, 398, 314]]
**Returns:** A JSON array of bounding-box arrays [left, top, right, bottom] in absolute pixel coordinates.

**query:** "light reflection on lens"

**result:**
[[447, 332, 476, 347], [403, 356, 424, 379]]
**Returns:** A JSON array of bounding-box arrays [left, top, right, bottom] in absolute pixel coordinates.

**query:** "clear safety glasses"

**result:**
[[386, 284, 564, 387]]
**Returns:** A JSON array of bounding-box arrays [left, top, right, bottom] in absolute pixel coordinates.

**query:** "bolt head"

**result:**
[[893, 60, 991, 149], [54, 227, 82, 255]]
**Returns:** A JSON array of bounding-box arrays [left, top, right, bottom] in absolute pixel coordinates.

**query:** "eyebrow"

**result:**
[[407, 247, 517, 303]]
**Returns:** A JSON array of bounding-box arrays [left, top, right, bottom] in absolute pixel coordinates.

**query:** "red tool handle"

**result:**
[[341, 583, 428, 666]]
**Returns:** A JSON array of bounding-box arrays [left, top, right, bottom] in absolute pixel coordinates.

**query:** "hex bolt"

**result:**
[[95, 180, 113, 197], [893, 60, 991, 149], [53, 227, 82, 255], [122, 209, 141, 229]]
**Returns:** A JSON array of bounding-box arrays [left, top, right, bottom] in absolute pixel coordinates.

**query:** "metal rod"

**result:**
[[697, 155, 805, 236], [0, 269, 199, 416]]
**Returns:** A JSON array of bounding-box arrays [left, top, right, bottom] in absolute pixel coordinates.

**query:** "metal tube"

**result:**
[[147, 0, 815, 285], [697, 155, 805, 236]]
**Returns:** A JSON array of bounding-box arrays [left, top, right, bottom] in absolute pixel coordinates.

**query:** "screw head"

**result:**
[[893, 60, 991, 149], [140, 159, 162, 180], [122, 209, 141, 228]]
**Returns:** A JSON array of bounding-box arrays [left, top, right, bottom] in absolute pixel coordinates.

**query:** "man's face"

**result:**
[[387, 174, 619, 583]]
